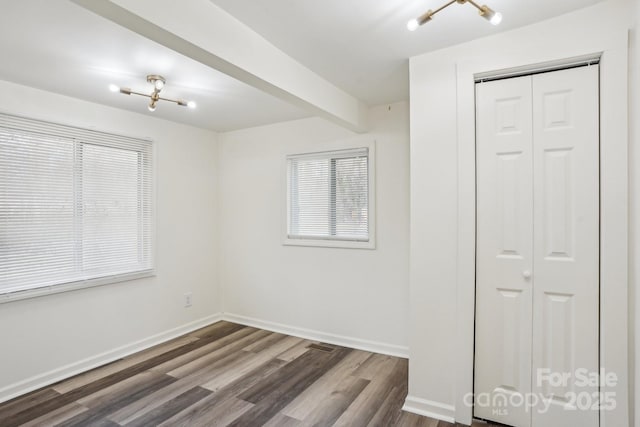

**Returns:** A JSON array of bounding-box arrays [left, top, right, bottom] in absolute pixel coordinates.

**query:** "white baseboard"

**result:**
[[0, 313, 223, 404], [402, 395, 456, 423], [221, 313, 409, 358]]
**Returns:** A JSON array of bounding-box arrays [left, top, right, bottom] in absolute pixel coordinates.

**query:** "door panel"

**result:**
[[475, 75, 533, 427], [543, 148, 574, 259], [531, 65, 599, 427]]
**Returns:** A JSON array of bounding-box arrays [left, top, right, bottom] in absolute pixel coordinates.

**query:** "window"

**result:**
[[0, 113, 153, 301], [286, 147, 374, 248]]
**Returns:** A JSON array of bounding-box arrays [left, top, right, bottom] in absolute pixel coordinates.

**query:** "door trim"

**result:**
[[454, 40, 629, 427]]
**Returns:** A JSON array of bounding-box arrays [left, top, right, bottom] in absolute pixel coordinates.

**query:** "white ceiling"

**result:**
[[0, 0, 604, 131], [0, 0, 309, 132], [210, 0, 604, 105]]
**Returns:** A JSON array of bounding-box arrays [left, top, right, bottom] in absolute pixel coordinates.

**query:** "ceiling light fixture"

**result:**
[[109, 75, 196, 112], [407, 0, 502, 31]]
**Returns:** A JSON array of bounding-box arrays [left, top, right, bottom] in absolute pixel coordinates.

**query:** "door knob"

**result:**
[[523, 270, 532, 279]]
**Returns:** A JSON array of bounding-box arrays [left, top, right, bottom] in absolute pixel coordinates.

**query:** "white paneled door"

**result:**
[[474, 65, 599, 427]]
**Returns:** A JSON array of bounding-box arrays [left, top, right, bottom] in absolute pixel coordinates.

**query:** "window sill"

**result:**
[[0, 270, 155, 304], [283, 237, 376, 250]]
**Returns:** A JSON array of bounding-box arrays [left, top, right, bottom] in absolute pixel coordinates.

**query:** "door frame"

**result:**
[[454, 37, 629, 427]]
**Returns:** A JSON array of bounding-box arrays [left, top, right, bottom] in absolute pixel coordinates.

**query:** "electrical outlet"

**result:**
[[184, 292, 193, 308]]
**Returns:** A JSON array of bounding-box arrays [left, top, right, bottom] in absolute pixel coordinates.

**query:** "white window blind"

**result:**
[[287, 148, 369, 242], [0, 113, 153, 298]]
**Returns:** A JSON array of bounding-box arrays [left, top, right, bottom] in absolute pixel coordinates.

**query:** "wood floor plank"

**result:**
[[188, 321, 246, 340], [276, 339, 313, 362], [156, 357, 286, 427], [262, 412, 303, 427], [63, 418, 120, 427], [157, 395, 254, 427], [367, 384, 409, 427], [170, 350, 261, 394], [201, 336, 303, 392], [242, 331, 288, 352], [165, 329, 271, 378], [396, 411, 441, 427], [333, 356, 406, 427], [352, 352, 399, 380], [0, 387, 61, 421], [196, 357, 288, 406], [53, 335, 199, 394], [281, 348, 371, 420], [106, 371, 213, 424], [77, 371, 168, 408], [229, 347, 352, 426], [149, 326, 260, 375], [301, 375, 370, 426], [19, 402, 88, 427], [124, 386, 211, 427], [4, 395, 75, 426], [84, 419, 120, 427], [57, 374, 177, 427], [238, 346, 346, 404]]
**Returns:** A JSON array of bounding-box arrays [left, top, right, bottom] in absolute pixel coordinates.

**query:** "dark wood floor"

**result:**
[[0, 321, 495, 426]]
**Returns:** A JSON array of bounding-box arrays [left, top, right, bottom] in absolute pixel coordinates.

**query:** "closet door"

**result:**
[[475, 65, 599, 427], [474, 75, 534, 427], [531, 65, 599, 427]]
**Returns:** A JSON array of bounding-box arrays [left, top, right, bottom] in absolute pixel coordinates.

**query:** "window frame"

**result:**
[[0, 112, 155, 304], [283, 140, 376, 250]]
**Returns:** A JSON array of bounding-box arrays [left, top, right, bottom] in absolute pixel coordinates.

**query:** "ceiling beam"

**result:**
[[71, 0, 368, 132]]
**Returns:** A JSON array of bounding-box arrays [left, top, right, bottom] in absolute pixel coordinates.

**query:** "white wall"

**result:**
[[631, 1, 640, 425], [0, 80, 221, 401], [408, 1, 632, 424], [218, 102, 410, 355]]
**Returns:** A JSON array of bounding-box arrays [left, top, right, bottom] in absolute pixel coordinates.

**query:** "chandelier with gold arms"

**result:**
[[407, 0, 502, 31], [109, 75, 196, 112]]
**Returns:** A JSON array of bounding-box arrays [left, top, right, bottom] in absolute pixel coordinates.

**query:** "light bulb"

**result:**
[[407, 18, 419, 31], [480, 6, 502, 25], [490, 12, 502, 25], [187, 101, 196, 109], [109, 84, 119, 92], [154, 79, 164, 90], [148, 103, 156, 112]]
